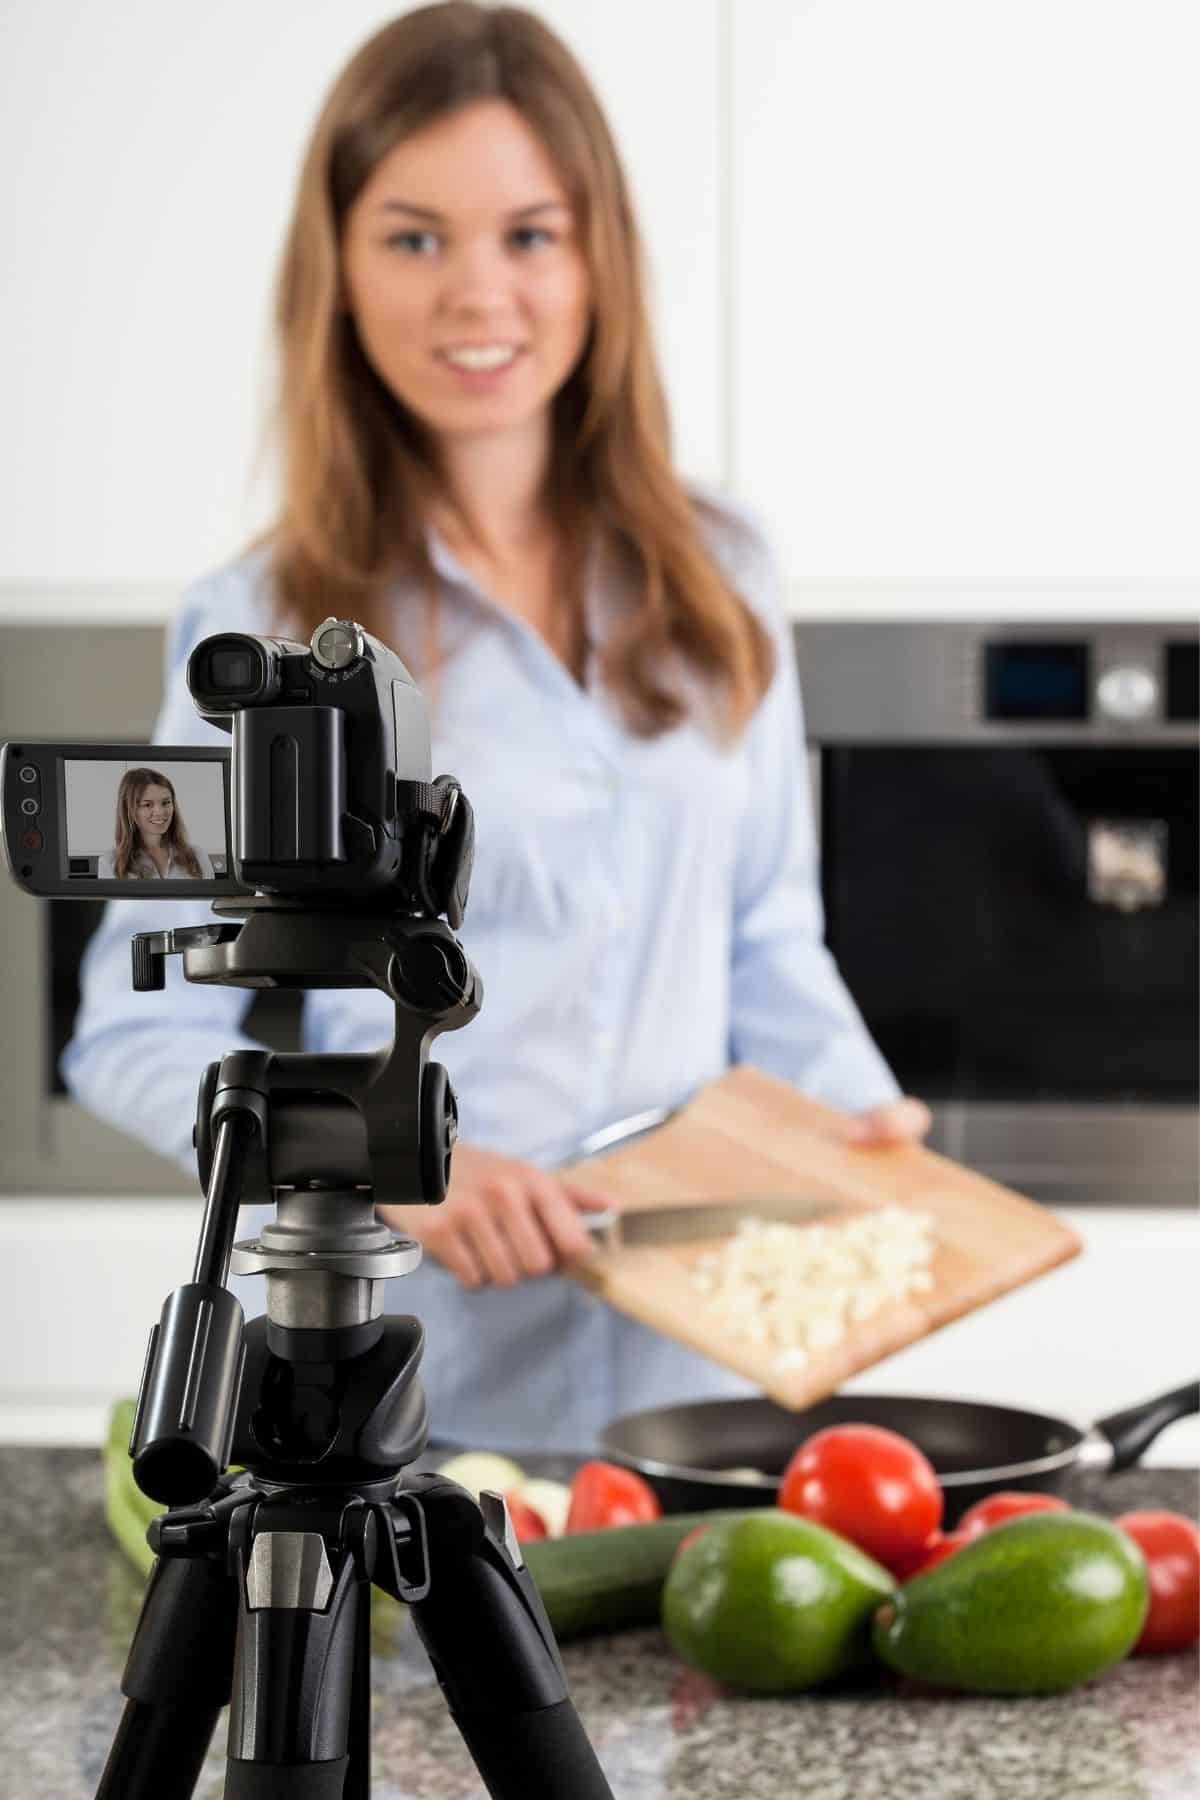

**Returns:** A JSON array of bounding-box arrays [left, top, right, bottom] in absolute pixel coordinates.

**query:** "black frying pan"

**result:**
[[600, 1380, 1199, 1526]]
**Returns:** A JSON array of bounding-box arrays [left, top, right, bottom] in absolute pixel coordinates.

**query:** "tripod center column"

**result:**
[[231, 1186, 422, 1331]]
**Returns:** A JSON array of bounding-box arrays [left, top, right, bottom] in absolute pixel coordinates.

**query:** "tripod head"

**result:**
[[128, 884, 482, 1504]]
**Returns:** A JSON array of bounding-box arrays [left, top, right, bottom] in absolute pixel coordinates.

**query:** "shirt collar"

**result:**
[[424, 525, 478, 596], [420, 522, 620, 667], [132, 848, 174, 875]]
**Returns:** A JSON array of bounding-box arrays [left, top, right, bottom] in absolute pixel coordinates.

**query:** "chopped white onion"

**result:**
[[687, 1206, 937, 1373]]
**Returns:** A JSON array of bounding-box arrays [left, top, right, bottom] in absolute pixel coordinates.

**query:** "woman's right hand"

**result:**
[[376, 1143, 613, 1291]]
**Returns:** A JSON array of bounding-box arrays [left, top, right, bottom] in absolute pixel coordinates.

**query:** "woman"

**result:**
[[65, 2, 930, 1452], [96, 767, 214, 880]]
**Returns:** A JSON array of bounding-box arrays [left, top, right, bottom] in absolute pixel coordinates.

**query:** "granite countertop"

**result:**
[[3, 1448, 1196, 1799]]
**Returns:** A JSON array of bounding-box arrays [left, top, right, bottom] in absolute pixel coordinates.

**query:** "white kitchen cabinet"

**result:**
[[730, 0, 1200, 585], [0, 0, 722, 597], [1, 1196, 1195, 1457]]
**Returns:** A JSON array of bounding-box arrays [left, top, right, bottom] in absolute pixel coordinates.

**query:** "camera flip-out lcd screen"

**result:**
[[64, 758, 229, 881], [2, 742, 238, 898]]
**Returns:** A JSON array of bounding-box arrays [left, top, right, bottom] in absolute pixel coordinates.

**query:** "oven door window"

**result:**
[[822, 747, 1198, 1103]]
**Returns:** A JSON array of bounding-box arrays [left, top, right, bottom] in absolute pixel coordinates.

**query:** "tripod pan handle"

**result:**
[[130, 1282, 246, 1506]]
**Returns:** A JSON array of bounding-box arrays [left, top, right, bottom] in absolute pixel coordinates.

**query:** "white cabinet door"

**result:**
[[0, 1, 722, 593], [730, 0, 1200, 584]]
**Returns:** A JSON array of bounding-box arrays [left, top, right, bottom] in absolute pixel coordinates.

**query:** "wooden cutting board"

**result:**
[[563, 1065, 1083, 1410]]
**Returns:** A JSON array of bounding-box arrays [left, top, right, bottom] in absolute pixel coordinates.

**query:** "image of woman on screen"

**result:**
[[96, 768, 214, 880]]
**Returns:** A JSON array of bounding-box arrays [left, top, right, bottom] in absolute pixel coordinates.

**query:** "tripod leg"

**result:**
[[224, 1529, 365, 1800], [403, 1485, 614, 1800], [96, 1551, 237, 1800], [344, 1571, 372, 1800]]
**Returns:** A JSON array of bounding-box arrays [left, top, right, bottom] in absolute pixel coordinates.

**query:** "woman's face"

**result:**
[[134, 784, 174, 840], [341, 99, 592, 448]]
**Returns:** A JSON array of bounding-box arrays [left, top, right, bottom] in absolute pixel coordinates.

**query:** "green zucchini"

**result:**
[[523, 1512, 753, 1641], [103, 1401, 753, 1643], [108, 1396, 137, 1457]]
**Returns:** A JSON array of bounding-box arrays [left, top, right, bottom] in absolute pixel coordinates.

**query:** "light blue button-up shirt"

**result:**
[[63, 491, 900, 1452]]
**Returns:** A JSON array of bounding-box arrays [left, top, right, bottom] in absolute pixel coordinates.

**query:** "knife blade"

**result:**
[[583, 1193, 835, 1251], [568, 1104, 681, 1162]]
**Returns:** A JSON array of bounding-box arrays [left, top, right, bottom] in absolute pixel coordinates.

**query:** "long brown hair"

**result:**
[[262, 1, 774, 738], [110, 769, 203, 879]]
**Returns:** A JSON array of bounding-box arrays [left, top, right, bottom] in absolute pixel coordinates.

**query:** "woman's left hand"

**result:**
[[846, 1095, 932, 1146]]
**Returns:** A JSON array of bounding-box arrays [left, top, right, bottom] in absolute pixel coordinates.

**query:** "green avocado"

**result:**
[[662, 1509, 896, 1692], [872, 1510, 1149, 1694]]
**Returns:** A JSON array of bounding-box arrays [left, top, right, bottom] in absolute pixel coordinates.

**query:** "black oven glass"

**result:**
[[984, 643, 1089, 720], [1166, 641, 1199, 722], [822, 746, 1199, 1103]]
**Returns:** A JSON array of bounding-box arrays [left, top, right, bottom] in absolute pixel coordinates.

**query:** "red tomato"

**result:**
[[958, 1491, 1070, 1539], [503, 1491, 548, 1542], [1116, 1511, 1200, 1654], [778, 1423, 943, 1573], [896, 1528, 973, 1579], [566, 1461, 662, 1531]]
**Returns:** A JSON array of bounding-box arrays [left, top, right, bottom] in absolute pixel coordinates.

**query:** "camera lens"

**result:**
[[187, 632, 289, 712], [209, 647, 257, 691], [20, 795, 39, 816], [18, 764, 37, 783]]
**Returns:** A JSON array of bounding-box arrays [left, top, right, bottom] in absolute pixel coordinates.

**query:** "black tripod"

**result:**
[[97, 898, 615, 1799]]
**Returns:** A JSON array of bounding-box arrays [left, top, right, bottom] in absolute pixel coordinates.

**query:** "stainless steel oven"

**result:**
[[797, 621, 1199, 1207]]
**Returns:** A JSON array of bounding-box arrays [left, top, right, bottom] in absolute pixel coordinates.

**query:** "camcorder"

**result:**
[[2, 616, 472, 922]]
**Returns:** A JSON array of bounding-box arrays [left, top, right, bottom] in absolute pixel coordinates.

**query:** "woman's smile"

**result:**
[[437, 341, 529, 390]]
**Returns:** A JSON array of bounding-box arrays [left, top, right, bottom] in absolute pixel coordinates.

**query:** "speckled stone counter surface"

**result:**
[[3, 1448, 1196, 1799]]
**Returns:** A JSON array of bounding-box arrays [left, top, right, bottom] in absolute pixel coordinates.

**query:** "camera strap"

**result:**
[[396, 775, 474, 930]]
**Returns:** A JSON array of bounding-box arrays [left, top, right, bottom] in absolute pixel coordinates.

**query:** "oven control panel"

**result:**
[[984, 637, 1197, 726], [796, 623, 1199, 744]]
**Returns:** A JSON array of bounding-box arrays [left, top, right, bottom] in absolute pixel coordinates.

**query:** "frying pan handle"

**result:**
[[1092, 1380, 1200, 1471]]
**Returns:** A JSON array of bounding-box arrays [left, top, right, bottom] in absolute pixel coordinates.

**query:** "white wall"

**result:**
[[0, 0, 723, 596]]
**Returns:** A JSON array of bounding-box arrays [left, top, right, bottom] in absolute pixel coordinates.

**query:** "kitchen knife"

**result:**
[[570, 1104, 681, 1160], [582, 1193, 835, 1251], [565, 1103, 834, 1249]]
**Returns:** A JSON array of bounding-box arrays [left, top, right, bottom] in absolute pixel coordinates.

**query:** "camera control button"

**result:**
[[19, 795, 39, 816], [311, 617, 364, 670]]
